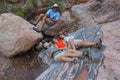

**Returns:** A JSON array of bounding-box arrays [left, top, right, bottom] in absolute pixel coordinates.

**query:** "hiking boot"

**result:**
[[82, 50, 89, 59], [96, 39, 102, 49], [72, 58, 78, 64]]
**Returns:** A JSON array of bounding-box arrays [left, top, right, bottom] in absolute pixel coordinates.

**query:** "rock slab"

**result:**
[[97, 20, 120, 80]]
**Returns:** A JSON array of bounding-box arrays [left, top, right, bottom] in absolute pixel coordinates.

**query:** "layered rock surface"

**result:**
[[37, 26, 104, 80], [36, 0, 120, 80], [90, 0, 120, 24], [97, 20, 120, 80]]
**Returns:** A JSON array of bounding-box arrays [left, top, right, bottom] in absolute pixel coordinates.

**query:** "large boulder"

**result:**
[[44, 20, 68, 36], [0, 13, 43, 58], [97, 20, 120, 80]]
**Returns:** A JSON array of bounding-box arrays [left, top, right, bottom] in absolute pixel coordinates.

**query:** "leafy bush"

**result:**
[[44, 0, 65, 12], [29, 0, 36, 4], [11, 5, 25, 17], [27, 0, 37, 7], [15, 9, 25, 17], [0, 9, 2, 14]]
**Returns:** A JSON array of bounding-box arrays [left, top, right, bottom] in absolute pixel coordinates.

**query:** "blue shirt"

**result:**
[[46, 9, 60, 21]]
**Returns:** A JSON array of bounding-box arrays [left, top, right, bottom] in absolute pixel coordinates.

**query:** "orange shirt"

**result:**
[[54, 39, 66, 49]]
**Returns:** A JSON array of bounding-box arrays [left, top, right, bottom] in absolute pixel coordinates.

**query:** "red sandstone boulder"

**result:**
[[0, 13, 43, 58]]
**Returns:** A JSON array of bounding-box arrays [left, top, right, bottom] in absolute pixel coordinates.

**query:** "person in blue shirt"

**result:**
[[34, 3, 60, 32]]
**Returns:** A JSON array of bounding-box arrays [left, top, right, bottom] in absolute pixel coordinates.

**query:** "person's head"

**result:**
[[52, 3, 59, 12], [59, 34, 65, 39], [44, 42, 51, 48], [53, 38, 58, 43]]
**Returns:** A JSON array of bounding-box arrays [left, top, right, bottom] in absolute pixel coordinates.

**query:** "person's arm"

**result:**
[[50, 12, 60, 22], [51, 18, 57, 22], [46, 53, 52, 58], [46, 47, 55, 58], [55, 12, 60, 21]]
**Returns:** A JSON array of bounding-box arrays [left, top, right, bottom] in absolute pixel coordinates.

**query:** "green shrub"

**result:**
[[45, 0, 65, 12], [29, 0, 36, 4], [27, 0, 37, 7], [15, 9, 24, 17], [0, 9, 2, 14], [11, 5, 25, 17], [3, 0, 7, 8]]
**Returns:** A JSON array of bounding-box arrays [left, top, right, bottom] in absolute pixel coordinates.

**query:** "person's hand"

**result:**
[[51, 19, 56, 22], [46, 53, 52, 58]]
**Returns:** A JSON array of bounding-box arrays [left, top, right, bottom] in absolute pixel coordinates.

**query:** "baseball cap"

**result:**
[[44, 42, 51, 48], [52, 3, 59, 8]]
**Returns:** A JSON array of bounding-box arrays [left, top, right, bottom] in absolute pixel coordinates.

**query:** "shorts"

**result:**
[[73, 39, 82, 47], [54, 52, 65, 61], [46, 18, 56, 26]]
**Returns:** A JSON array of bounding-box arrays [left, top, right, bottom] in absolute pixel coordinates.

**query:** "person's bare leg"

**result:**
[[59, 57, 74, 62], [34, 14, 45, 25], [68, 39, 76, 50], [65, 51, 82, 57], [67, 49, 81, 54], [39, 16, 47, 31], [77, 40, 96, 47]]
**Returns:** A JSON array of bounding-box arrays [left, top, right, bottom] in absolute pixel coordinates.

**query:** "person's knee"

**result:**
[[55, 57, 62, 62], [40, 14, 44, 17], [61, 57, 68, 62], [41, 17, 46, 23], [67, 49, 74, 53], [60, 57, 64, 60], [69, 38, 74, 43], [43, 15, 47, 20]]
